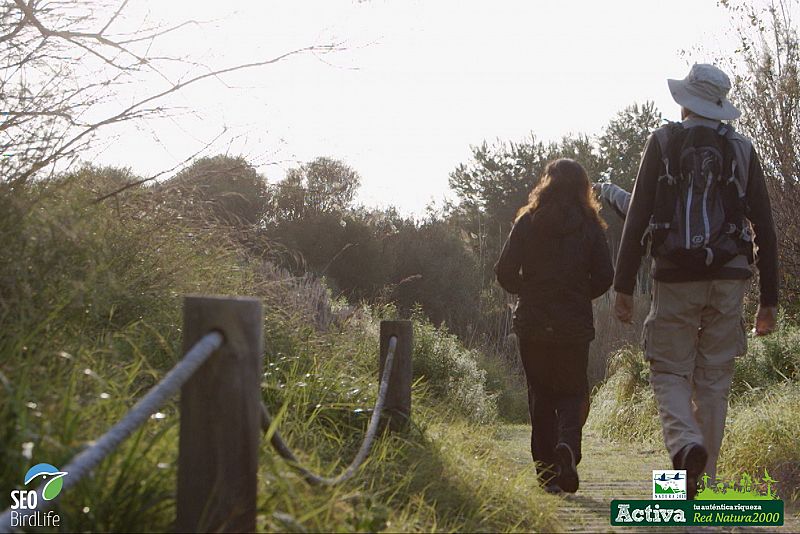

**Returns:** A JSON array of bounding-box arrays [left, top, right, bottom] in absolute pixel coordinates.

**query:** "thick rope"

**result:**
[[264, 336, 398, 485], [0, 331, 223, 533]]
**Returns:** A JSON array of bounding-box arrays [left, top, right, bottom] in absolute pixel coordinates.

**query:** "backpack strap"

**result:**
[[717, 123, 752, 199], [642, 123, 683, 252], [717, 123, 756, 250], [653, 124, 680, 185]]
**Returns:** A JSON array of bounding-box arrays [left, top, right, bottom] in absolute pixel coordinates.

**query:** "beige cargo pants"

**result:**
[[643, 279, 748, 482]]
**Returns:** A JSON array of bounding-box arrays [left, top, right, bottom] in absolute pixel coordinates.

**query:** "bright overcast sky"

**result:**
[[92, 0, 745, 215]]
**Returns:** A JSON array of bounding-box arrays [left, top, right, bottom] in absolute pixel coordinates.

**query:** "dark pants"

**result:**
[[518, 336, 590, 484]]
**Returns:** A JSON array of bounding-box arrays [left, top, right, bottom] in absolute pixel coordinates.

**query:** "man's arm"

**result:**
[[746, 148, 779, 334], [598, 183, 632, 220], [613, 133, 662, 323], [613, 134, 661, 296]]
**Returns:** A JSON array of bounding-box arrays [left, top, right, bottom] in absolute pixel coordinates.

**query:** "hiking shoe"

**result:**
[[555, 442, 579, 493], [675, 443, 708, 500], [544, 482, 563, 494]]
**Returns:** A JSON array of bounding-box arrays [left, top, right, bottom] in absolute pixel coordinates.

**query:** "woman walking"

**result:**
[[495, 158, 613, 493]]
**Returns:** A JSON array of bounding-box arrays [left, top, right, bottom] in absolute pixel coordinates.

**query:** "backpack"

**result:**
[[644, 122, 754, 272]]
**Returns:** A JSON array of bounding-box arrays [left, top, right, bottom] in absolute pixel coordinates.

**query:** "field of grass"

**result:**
[[0, 170, 556, 532]]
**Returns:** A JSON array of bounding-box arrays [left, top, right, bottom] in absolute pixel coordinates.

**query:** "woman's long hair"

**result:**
[[515, 158, 606, 230]]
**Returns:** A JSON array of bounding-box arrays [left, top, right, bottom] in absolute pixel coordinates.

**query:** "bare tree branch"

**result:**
[[115, 19, 203, 45], [11, 42, 343, 184], [98, 0, 128, 35], [0, 0, 30, 44], [92, 127, 228, 203], [1, 0, 346, 189]]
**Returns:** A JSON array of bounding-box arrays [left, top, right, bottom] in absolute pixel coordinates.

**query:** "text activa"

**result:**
[[615, 504, 686, 523]]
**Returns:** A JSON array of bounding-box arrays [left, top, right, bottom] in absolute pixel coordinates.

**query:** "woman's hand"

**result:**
[[614, 292, 634, 323]]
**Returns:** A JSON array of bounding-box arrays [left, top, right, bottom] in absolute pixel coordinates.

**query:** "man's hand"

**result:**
[[615, 292, 634, 323], [754, 305, 777, 336]]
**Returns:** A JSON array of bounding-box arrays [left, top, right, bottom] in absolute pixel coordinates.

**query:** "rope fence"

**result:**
[[0, 295, 413, 534], [264, 336, 397, 486]]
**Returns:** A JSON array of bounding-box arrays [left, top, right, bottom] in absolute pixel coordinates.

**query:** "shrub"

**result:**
[[410, 307, 497, 422], [586, 347, 661, 444], [163, 155, 268, 227], [0, 167, 257, 525], [732, 319, 800, 397]]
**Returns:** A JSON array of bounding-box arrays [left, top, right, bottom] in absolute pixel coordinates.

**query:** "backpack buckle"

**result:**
[[740, 224, 754, 243], [658, 158, 676, 185], [704, 247, 714, 267], [641, 221, 671, 254]]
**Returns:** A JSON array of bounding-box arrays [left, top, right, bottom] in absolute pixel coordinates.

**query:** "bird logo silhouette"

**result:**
[[24, 463, 68, 501]]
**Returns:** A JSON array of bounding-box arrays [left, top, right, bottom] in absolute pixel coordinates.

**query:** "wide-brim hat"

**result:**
[[667, 63, 741, 120]]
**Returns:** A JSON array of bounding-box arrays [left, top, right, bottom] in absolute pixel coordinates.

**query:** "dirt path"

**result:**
[[494, 425, 798, 533]]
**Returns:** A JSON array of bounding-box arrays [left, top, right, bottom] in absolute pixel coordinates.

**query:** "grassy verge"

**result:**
[[718, 382, 800, 503], [0, 170, 555, 532], [585, 347, 662, 445]]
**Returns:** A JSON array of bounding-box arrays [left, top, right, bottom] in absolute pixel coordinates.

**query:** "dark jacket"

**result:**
[[614, 118, 779, 307], [494, 204, 614, 342]]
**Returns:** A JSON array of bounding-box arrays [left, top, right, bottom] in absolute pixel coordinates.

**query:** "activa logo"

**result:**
[[615, 503, 687, 524], [9, 463, 68, 528]]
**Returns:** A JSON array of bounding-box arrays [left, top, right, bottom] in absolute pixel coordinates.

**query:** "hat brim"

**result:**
[[667, 78, 741, 120]]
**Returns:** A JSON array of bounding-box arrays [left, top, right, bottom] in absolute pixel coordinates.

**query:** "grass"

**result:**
[[587, 291, 650, 389], [587, 314, 800, 502], [410, 306, 498, 423], [365, 416, 560, 532], [732, 314, 800, 397], [262, 412, 562, 532], [585, 347, 662, 445], [718, 382, 800, 503], [476, 347, 530, 424], [0, 168, 556, 532]]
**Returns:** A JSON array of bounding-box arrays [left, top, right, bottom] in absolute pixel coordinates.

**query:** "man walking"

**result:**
[[613, 64, 779, 498]]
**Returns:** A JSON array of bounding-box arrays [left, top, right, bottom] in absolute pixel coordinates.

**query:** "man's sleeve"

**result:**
[[599, 183, 632, 219], [746, 149, 779, 307], [494, 218, 525, 294], [613, 134, 661, 295]]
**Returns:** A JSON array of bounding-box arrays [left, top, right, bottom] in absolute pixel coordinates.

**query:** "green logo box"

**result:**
[[611, 500, 784, 527]]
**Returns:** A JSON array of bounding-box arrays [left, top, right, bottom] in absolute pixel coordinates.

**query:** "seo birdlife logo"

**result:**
[[9, 463, 68, 528]]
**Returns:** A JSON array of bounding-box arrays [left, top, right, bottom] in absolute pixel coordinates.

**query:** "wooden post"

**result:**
[[379, 320, 413, 431], [177, 296, 263, 533]]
